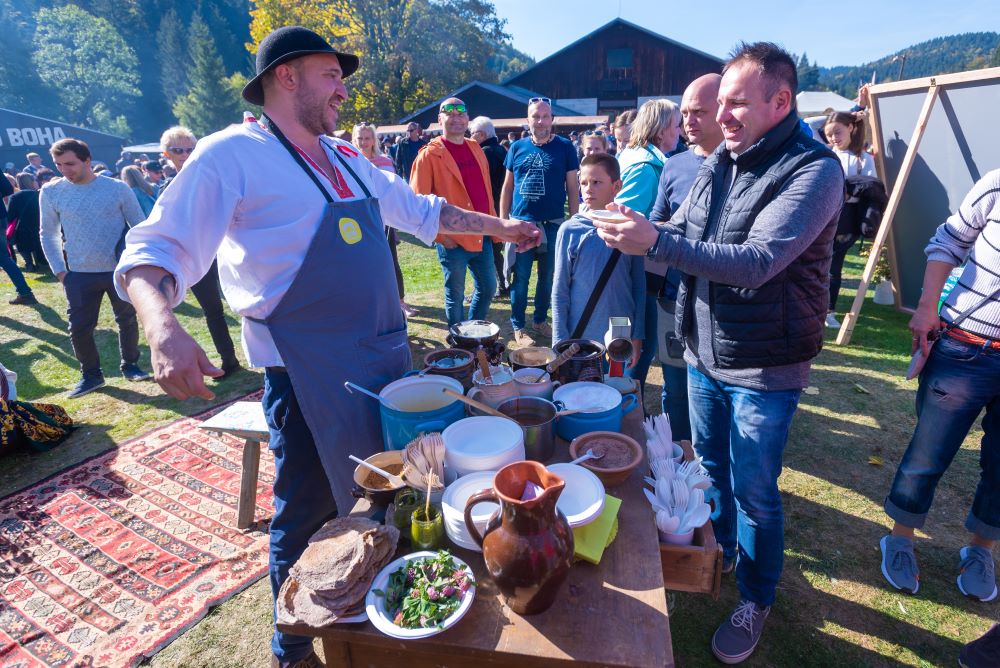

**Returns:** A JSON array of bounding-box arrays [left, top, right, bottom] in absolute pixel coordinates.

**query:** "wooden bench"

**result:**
[[199, 401, 269, 530]]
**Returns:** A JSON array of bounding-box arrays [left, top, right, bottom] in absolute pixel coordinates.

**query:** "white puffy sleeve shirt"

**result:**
[[115, 120, 442, 367]]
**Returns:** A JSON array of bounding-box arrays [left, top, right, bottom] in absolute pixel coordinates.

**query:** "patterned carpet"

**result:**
[[0, 397, 274, 668]]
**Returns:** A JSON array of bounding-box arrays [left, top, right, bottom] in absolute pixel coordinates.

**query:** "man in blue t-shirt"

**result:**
[[500, 98, 580, 345]]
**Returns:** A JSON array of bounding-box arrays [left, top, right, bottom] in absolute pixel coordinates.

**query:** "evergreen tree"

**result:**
[[797, 52, 821, 91], [991, 43, 1000, 67], [157, 7, 189, 104], [172, 12, 241, 137]]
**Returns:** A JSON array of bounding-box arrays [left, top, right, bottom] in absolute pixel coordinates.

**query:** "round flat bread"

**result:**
[[291, 520, 379, 591]]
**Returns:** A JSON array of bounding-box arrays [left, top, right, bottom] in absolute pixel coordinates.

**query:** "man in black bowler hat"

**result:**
[[114, 25, 540, 668]]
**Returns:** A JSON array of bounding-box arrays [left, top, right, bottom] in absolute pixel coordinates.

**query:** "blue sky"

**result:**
[[492, 0, 997, 68]]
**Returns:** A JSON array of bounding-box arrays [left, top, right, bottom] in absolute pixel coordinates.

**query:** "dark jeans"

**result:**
[[264, 369, 339, 661], [660, 362, 692, 441], [688, 365, 801, 606], [828, 233, 858, 312], [625, 292, 658, 395], [190, 261, 238, 367], [15, 226, 46, 270], [436, 240, 497, 327], [386, 227, 405, 299], [63, 271, 139, 376], [491, 241, 507, 291], [1, 246, 32, 296], [885, 335, 1000, 539], [510, 221, 560, 330]]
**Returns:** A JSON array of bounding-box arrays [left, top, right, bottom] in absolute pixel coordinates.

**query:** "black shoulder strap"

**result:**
[[571, 249, 622, 339]]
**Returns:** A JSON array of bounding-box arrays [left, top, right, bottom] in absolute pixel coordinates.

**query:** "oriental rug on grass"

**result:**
[[0, 394, 274, 668]]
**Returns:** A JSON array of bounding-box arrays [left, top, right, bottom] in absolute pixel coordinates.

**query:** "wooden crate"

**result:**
[[658, 439, 723, 598]]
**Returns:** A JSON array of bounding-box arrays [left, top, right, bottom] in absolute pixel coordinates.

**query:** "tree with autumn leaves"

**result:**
[[248, 0, 532, 126]]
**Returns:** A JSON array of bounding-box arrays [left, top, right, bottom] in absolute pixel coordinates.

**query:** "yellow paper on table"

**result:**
[[573, 494, 622, 565]]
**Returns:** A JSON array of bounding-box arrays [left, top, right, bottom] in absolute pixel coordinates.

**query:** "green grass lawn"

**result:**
[[0, 244, 990, 667]]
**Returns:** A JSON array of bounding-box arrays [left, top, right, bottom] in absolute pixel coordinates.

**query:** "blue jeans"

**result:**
[[661, 362, 691, 441], [688, 365, 801, 607], [264, 370, 339, 661], [626, 293, 658, 393], [436, 239, 497, 327], [510, 221, 560, 330], [1, 248, 32, 296], [885, 335, 1000, 539]]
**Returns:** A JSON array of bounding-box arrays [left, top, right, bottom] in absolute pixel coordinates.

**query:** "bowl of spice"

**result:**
[[568, 431, 643, 488], [352, 449, 408, 505]]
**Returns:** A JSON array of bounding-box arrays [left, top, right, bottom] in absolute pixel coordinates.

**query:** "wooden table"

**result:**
[[278, 406, 673, 667], [198, 401, 269, 530]]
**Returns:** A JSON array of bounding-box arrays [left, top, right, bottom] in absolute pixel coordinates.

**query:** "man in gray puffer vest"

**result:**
[[593, 42, 844, 664]]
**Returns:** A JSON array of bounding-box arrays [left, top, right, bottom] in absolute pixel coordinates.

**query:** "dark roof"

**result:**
[[502, 18, 724, 85], [399, 80, 580, 124]]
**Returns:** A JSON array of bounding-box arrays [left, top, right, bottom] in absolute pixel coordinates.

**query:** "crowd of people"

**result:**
[[2, 25, 997, 667]]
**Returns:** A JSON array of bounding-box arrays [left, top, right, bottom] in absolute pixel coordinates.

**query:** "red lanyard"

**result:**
[[253, 117, 355, 199]]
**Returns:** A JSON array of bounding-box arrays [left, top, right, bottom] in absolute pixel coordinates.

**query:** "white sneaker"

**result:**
[[825, 313, 841, 329]]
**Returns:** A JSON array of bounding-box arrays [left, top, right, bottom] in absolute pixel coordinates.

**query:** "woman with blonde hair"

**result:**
[[121, 165, 155, 217], [156, 124, 241, 378], [352, 122, 414, 317], [614, 98, 682, 397]]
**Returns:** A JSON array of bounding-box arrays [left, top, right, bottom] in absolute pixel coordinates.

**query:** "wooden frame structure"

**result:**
[[835, 66, 1000, 345]]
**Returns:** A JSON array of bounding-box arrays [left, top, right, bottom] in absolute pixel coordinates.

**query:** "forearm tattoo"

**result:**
[[440, 203, 487, 233]]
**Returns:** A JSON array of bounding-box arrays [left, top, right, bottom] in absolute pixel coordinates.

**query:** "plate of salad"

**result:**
[[367, 550, 477, 639]]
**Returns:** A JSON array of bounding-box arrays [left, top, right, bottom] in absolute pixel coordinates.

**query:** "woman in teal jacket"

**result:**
[[614, 99, 682, 397]]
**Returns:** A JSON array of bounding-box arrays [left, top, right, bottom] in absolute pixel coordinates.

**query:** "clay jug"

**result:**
[[464, 461, 574, 615]]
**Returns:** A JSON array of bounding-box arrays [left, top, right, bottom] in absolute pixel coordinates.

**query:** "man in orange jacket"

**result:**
[[411, 97, 498, 326]]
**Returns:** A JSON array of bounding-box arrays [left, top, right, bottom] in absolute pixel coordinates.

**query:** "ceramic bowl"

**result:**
[[569, 431, 643, 488]]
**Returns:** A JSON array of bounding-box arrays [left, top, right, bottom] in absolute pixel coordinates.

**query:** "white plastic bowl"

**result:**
[[441, 471, 497, 551], [442, 416, 525, 477]]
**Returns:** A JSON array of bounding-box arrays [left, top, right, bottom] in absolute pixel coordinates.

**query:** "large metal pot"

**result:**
[[471, 396, 560, 463]]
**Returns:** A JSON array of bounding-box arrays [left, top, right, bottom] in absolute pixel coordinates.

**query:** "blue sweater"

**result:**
[[552, 213, 646, 344]]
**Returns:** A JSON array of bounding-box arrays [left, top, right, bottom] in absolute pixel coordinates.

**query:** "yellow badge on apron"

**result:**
[[338, 217, 362, 244]]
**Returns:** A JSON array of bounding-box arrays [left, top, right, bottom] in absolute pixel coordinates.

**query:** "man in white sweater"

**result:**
[[41, 138, 150, 398], [880, 169, 1000, 603]]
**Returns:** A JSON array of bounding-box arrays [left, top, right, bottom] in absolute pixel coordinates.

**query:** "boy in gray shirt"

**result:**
[[552, 152, 644, 363], [41, 138, 150, 397]]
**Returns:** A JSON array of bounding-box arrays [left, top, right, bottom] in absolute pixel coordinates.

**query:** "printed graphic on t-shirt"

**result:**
[[517, 152, 552, 200]]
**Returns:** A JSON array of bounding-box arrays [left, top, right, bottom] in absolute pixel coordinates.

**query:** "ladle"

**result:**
[[343, 381, 402, 411]]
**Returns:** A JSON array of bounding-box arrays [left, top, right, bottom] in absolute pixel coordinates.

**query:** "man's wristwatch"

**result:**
[[645, 232, 662, 259]]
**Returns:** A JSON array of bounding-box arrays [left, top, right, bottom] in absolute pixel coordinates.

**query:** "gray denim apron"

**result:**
[[251, 115, 410, 512]]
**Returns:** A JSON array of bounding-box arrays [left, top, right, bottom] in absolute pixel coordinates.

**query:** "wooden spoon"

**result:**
[[442, 388, 514, 421], [475, 349, 493, 383], [531, 342, 580, 382], [348, 455, 406, 488], [555, 406, 603, 417]]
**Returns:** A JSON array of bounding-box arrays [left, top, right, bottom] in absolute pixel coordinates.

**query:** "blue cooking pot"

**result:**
[[552, 381, 639, 441], [379, 375, 466, 450]]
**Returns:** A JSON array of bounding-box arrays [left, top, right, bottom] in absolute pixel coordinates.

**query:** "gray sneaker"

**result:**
[[711, 599, 770, 664], [880, 534, 920, 594], [958, 546, 998, 602]]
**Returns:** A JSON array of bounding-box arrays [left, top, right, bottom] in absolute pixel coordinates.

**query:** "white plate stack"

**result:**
[[441, 471, 497, 551], [442, 416, 525, 477]]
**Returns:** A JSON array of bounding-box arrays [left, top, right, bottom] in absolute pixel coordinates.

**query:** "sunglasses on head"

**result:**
[[168, 147, 195, 155], [528, 97, 552, 106], [439, 103, 467, 114], [584, 130, 605, 136]]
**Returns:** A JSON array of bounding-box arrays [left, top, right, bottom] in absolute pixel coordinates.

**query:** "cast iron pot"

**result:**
[[552, 338, 606, 384]]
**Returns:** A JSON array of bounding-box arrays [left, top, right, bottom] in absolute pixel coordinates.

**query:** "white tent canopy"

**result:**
[[796, 91, 856, 115]]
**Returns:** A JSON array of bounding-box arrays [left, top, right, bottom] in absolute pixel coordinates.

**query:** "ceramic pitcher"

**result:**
[[464, 460, 574, 615]]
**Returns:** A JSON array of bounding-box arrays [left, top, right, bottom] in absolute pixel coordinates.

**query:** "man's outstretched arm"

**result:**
[[124, 265, 223, 400]]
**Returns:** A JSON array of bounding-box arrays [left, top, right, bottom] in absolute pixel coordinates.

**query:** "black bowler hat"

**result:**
[[241, 26, 359, 105]]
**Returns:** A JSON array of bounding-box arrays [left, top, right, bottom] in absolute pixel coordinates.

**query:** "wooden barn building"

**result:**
[[395, 18, 723, 131]]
